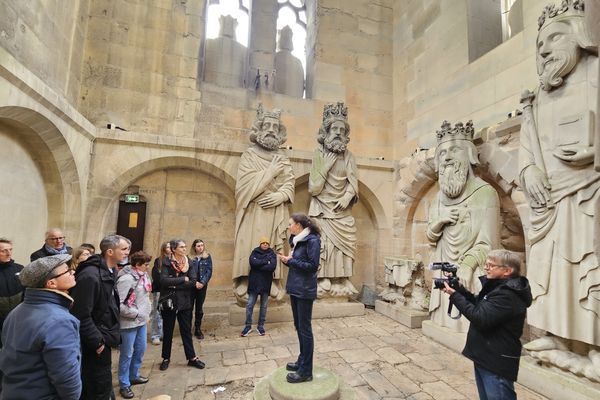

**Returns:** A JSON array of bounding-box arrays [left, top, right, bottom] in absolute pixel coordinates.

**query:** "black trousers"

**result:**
[[290, 295, 314, 377], [192, 286, 208, 330], [81, 345, 112, 399], [161, 308, 196, 360]]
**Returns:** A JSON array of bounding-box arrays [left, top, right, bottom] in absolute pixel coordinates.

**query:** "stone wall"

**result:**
[[392, 0, 547, 158], [0, 0, 90, 104]]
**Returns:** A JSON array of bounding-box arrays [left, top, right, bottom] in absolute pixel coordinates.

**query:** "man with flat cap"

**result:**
[[0, 254, 81, 400]]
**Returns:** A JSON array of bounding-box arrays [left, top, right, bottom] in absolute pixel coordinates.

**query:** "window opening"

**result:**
[[206, 0, 250, 47]]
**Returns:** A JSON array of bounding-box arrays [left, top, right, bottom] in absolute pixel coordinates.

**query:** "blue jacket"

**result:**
[[191, 255, 213, 287], [248, 247, 276, 295], [285, 233, 321, 300], [0, 288, 81, 400]]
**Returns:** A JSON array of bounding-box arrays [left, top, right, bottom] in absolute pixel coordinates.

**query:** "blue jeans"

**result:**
[[150, 292, 163, 340], [245, 292, 269, 328], [474, 365, 516, 400], [119, 325, 147, 388], [290, 296, 314, 377]]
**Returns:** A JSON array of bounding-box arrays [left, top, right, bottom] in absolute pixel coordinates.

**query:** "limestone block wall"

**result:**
[[0, 0, 90, 104], [392, 0, 547, 158]]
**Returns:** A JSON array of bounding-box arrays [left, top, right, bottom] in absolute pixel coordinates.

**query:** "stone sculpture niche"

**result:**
[[274, 26, 304, 98], [379, 257, 428, 311], [204, 15, 246, 88], [519, 0, 600, 382]]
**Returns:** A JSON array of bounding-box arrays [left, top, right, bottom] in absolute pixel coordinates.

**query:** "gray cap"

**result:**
[[19, 254, 72, 288]]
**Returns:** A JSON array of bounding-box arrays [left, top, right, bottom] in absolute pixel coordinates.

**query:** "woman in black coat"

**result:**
[[278, 213, 321, 384], [241, 237, 277, 337], [158, 239, 205, 371]]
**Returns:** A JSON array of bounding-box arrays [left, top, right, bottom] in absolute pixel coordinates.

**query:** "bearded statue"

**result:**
[[427, 120, 500, 333], [308, 102, 359, 298], [519, 0, 600, 381], [232, 104, 295, 304]]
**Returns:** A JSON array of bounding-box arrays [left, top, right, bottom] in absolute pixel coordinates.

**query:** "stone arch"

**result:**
[[85, 156, 236, 246], [0, 106, 82, 260]]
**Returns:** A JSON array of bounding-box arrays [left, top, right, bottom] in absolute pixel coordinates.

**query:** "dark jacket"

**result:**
[[159, 257, 196, 311], [70, 254, 121, 350], [30, 245, 73, 262], [450, 275, 532, 382], [0, 289, 81, 400], [191, 254, 213, 287], [248, 247, 276, 295], [151, 257, 166, 293], [285, 232, 321, 300], [0, 260, 24, 334]]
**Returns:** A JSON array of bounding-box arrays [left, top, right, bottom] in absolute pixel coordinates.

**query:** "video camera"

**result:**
[[429, 262, 462, 319]]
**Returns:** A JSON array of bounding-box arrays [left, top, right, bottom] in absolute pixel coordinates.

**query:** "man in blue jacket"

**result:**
[[0, 254, 81, 399], [442, 249, 532, 400]]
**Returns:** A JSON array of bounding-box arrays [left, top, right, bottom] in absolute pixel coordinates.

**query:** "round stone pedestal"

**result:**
[[254, 366, 357, 400]]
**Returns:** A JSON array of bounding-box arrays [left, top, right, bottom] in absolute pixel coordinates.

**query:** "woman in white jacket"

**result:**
[[116, 251, 153, 399]]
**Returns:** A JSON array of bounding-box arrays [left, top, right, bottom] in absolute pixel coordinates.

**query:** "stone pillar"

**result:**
[[247, 0, 278, 92], [204, 15, 247, 87], [274, 26, 304, 97]]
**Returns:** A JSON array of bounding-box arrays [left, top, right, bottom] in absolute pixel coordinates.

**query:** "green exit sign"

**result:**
[[125, 194, 139, 203]]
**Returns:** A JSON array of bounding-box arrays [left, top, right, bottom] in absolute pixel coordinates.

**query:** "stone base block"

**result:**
[[421, 320, 467, 353], [254, 366, 357, 400], [374, 300, 428, 328], [518, 356, 600, 400], [229, 301, 365, 326]]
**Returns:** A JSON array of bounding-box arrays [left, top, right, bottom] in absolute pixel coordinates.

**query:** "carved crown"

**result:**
[[538, 0, 585, 31], [322, 102, 348, 122], [256, 103, 281, 121], [436, 120, 474, 144]]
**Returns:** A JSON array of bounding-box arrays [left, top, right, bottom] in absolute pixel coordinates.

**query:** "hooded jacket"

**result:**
[[248, 247, 276, 295], [450, 275, 533, 382], [285, 232, 321, 300], [0, 289, 81, 400], [70, 254, 121, 350]]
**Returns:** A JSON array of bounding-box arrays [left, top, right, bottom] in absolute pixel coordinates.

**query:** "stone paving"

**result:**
[[113, 309, 548, 399]]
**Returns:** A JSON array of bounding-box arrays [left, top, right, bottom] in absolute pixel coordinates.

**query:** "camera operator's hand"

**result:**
[[442, 281, 456, 295]]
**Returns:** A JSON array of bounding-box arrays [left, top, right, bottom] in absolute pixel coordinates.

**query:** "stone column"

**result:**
[[247, 0, 278, 92]]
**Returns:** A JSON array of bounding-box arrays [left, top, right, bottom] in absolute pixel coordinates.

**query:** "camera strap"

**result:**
[[447, 300, 462, 320]]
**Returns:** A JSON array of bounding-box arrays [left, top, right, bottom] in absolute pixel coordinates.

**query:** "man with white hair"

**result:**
[[30, 228, 73, 262], [427, 120, 500, 333]]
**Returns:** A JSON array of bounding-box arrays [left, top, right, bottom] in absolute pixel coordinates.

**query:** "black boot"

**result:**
[[194, 326, 204, 339]]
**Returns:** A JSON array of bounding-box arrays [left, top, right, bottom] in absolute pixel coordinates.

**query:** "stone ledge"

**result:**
[[374, 300, 429, 328], [421, 320, 467, 353], [518, 356, 600, 400], [229, 301, 365, 326]]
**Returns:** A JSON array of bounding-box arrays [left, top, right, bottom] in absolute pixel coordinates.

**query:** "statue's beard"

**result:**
[[324, 136, 348, 153], [538, 48, 578, 91], [439, 160, 469, 199], [256, 133, 280, 151]]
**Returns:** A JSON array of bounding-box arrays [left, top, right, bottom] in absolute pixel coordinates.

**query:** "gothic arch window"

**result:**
[[276, 0, 307, 74], [206, 0, 250, 46]]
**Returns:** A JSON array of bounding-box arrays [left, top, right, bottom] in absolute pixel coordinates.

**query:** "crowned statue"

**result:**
[[427, 120, 500, 333], [232, 104, 295, 304], [308, 102, 359, 298], [519, 0, 600, 381]]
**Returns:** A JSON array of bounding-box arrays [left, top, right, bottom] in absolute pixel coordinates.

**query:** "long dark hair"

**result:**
[[290, 213, 321, 236]]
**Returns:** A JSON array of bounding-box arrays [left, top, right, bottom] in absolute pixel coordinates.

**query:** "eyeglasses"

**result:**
[[51, 268, 74, 279], [47, 237, 65, 241], [484, 261, 505, 269]]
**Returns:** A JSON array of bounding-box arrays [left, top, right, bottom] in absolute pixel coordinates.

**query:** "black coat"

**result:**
[[450, 276, 532, 382], [285, 232, 321, 300], [248, 247, 276, 295], [70, 254, 121, 350], [159, 257, 196, 311], [151, 257, 167, 293], [30, 245, 73, 262], [0, 260, 24, 336]]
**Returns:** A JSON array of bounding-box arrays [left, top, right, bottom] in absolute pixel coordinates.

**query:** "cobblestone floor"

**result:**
[[112, 309, 548, 399]]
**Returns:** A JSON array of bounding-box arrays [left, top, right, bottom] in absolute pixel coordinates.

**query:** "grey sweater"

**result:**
[[116, 266, 152, 329]]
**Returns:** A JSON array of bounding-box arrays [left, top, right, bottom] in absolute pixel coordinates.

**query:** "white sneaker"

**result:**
[[151, 338, 161, 345]]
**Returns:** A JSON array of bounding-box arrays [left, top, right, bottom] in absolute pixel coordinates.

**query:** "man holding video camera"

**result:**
[[442, 249, 532, 400]]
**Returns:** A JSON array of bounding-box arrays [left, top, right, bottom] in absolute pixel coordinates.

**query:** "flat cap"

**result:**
[[19, 254, 72, 288]]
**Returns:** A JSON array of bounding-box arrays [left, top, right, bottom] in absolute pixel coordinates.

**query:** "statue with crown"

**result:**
[[232, 104, 295, 305], [308, 102, 360, 298], [518, 0, 600, 381], [427, 120, 500, 333]]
